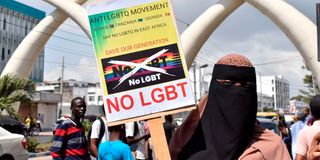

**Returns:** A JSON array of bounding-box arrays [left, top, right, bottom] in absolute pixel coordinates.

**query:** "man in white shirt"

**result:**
[[36, 113, 43, 132], [295, 95, 320, 160], [126, 121, 150, 160], [90, 106, 109, 158]]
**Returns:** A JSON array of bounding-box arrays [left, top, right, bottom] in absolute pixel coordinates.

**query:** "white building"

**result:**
[[0, 0, 45, 82], [257, 75, 290, 111], [36, 80, 104, 119], [257, 93, 274, 111], [188, 63, 212, 102], [31, 91, 61, 130], [37, 79, 95, 102], [86, 83, 103, 106]]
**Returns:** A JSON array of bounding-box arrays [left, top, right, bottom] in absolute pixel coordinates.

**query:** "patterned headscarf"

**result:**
[[217, 54, 253, 67]]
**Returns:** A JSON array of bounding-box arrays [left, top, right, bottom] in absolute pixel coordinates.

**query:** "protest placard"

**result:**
[[87, 0, 195, 124]]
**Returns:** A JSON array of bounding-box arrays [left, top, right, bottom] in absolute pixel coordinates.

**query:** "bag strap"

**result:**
[[134, 121, 139, 136], [97, 117, 105, 145]]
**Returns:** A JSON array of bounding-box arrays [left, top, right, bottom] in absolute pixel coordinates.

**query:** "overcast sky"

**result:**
[[15, 0, 318, 97]]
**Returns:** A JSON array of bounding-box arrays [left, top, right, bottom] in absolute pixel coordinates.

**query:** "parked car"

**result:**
[[0, 126, 28, 160], [257, 112, 279, 121], [257, 118, 282, 136], [0, 115, 28, 136]]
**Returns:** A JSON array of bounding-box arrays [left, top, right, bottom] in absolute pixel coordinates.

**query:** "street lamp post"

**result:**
[[193, 62, 197, 103], [59, 56, 64, 119], [191, 63, 209, 102], [199, 64, 208, 98], [202, 73, 213, 95]]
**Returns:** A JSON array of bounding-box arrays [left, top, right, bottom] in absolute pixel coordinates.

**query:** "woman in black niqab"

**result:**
[[177, 55, 258, 160]]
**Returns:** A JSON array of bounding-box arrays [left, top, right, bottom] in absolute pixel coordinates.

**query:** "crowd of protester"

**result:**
[[50, 97, 176, 160], [50, 54, 320, 160]]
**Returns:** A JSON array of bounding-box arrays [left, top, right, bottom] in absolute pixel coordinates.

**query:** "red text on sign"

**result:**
[[106, 82, 188, 114]]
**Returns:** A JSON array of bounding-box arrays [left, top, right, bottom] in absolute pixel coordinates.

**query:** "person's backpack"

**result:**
[[87, 117, 106, 153]]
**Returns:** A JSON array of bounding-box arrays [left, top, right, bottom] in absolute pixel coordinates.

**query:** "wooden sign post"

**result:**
[[149, 117, 171, 160]]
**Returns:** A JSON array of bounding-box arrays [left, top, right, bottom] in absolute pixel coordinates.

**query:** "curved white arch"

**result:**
[[245, 0, 318, 81], [182, 0, 318, 84], [44, 0, 91, 39], [181, 0, 243, 68], [2, 0, 318, 87], [1, 0, 87, 78]]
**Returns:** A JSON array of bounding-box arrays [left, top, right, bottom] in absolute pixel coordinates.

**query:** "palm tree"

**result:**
[[0, 74, 35, 118]]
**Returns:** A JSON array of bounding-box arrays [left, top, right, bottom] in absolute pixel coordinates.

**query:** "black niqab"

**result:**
[[178, 64, 257, 160]]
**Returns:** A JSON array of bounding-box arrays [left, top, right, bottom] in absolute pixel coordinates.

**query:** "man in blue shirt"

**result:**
[[291, 111, 306, 159], [98, 124, 133, 160]]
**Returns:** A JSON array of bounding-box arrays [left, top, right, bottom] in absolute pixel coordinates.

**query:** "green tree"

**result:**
[[0, 74, 35, 118], [291, 65, 319, 104]]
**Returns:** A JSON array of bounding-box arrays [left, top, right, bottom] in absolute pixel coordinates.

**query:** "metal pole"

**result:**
[[199, 64, 208, 97], [59, 56, 64, 118], [259, 72, 263, 110]]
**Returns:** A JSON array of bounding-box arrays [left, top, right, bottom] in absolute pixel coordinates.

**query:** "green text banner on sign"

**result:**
[[87, 0, 195, 123]]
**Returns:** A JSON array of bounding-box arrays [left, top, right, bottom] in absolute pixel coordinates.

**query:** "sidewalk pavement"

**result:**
[[39, 131, 53, 136], [28, 131, 97, 159], [29, 151, 51, 159], [28, 131, 53, 159], [28, 156, 97, 160], [29, 155, 52, 160]]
